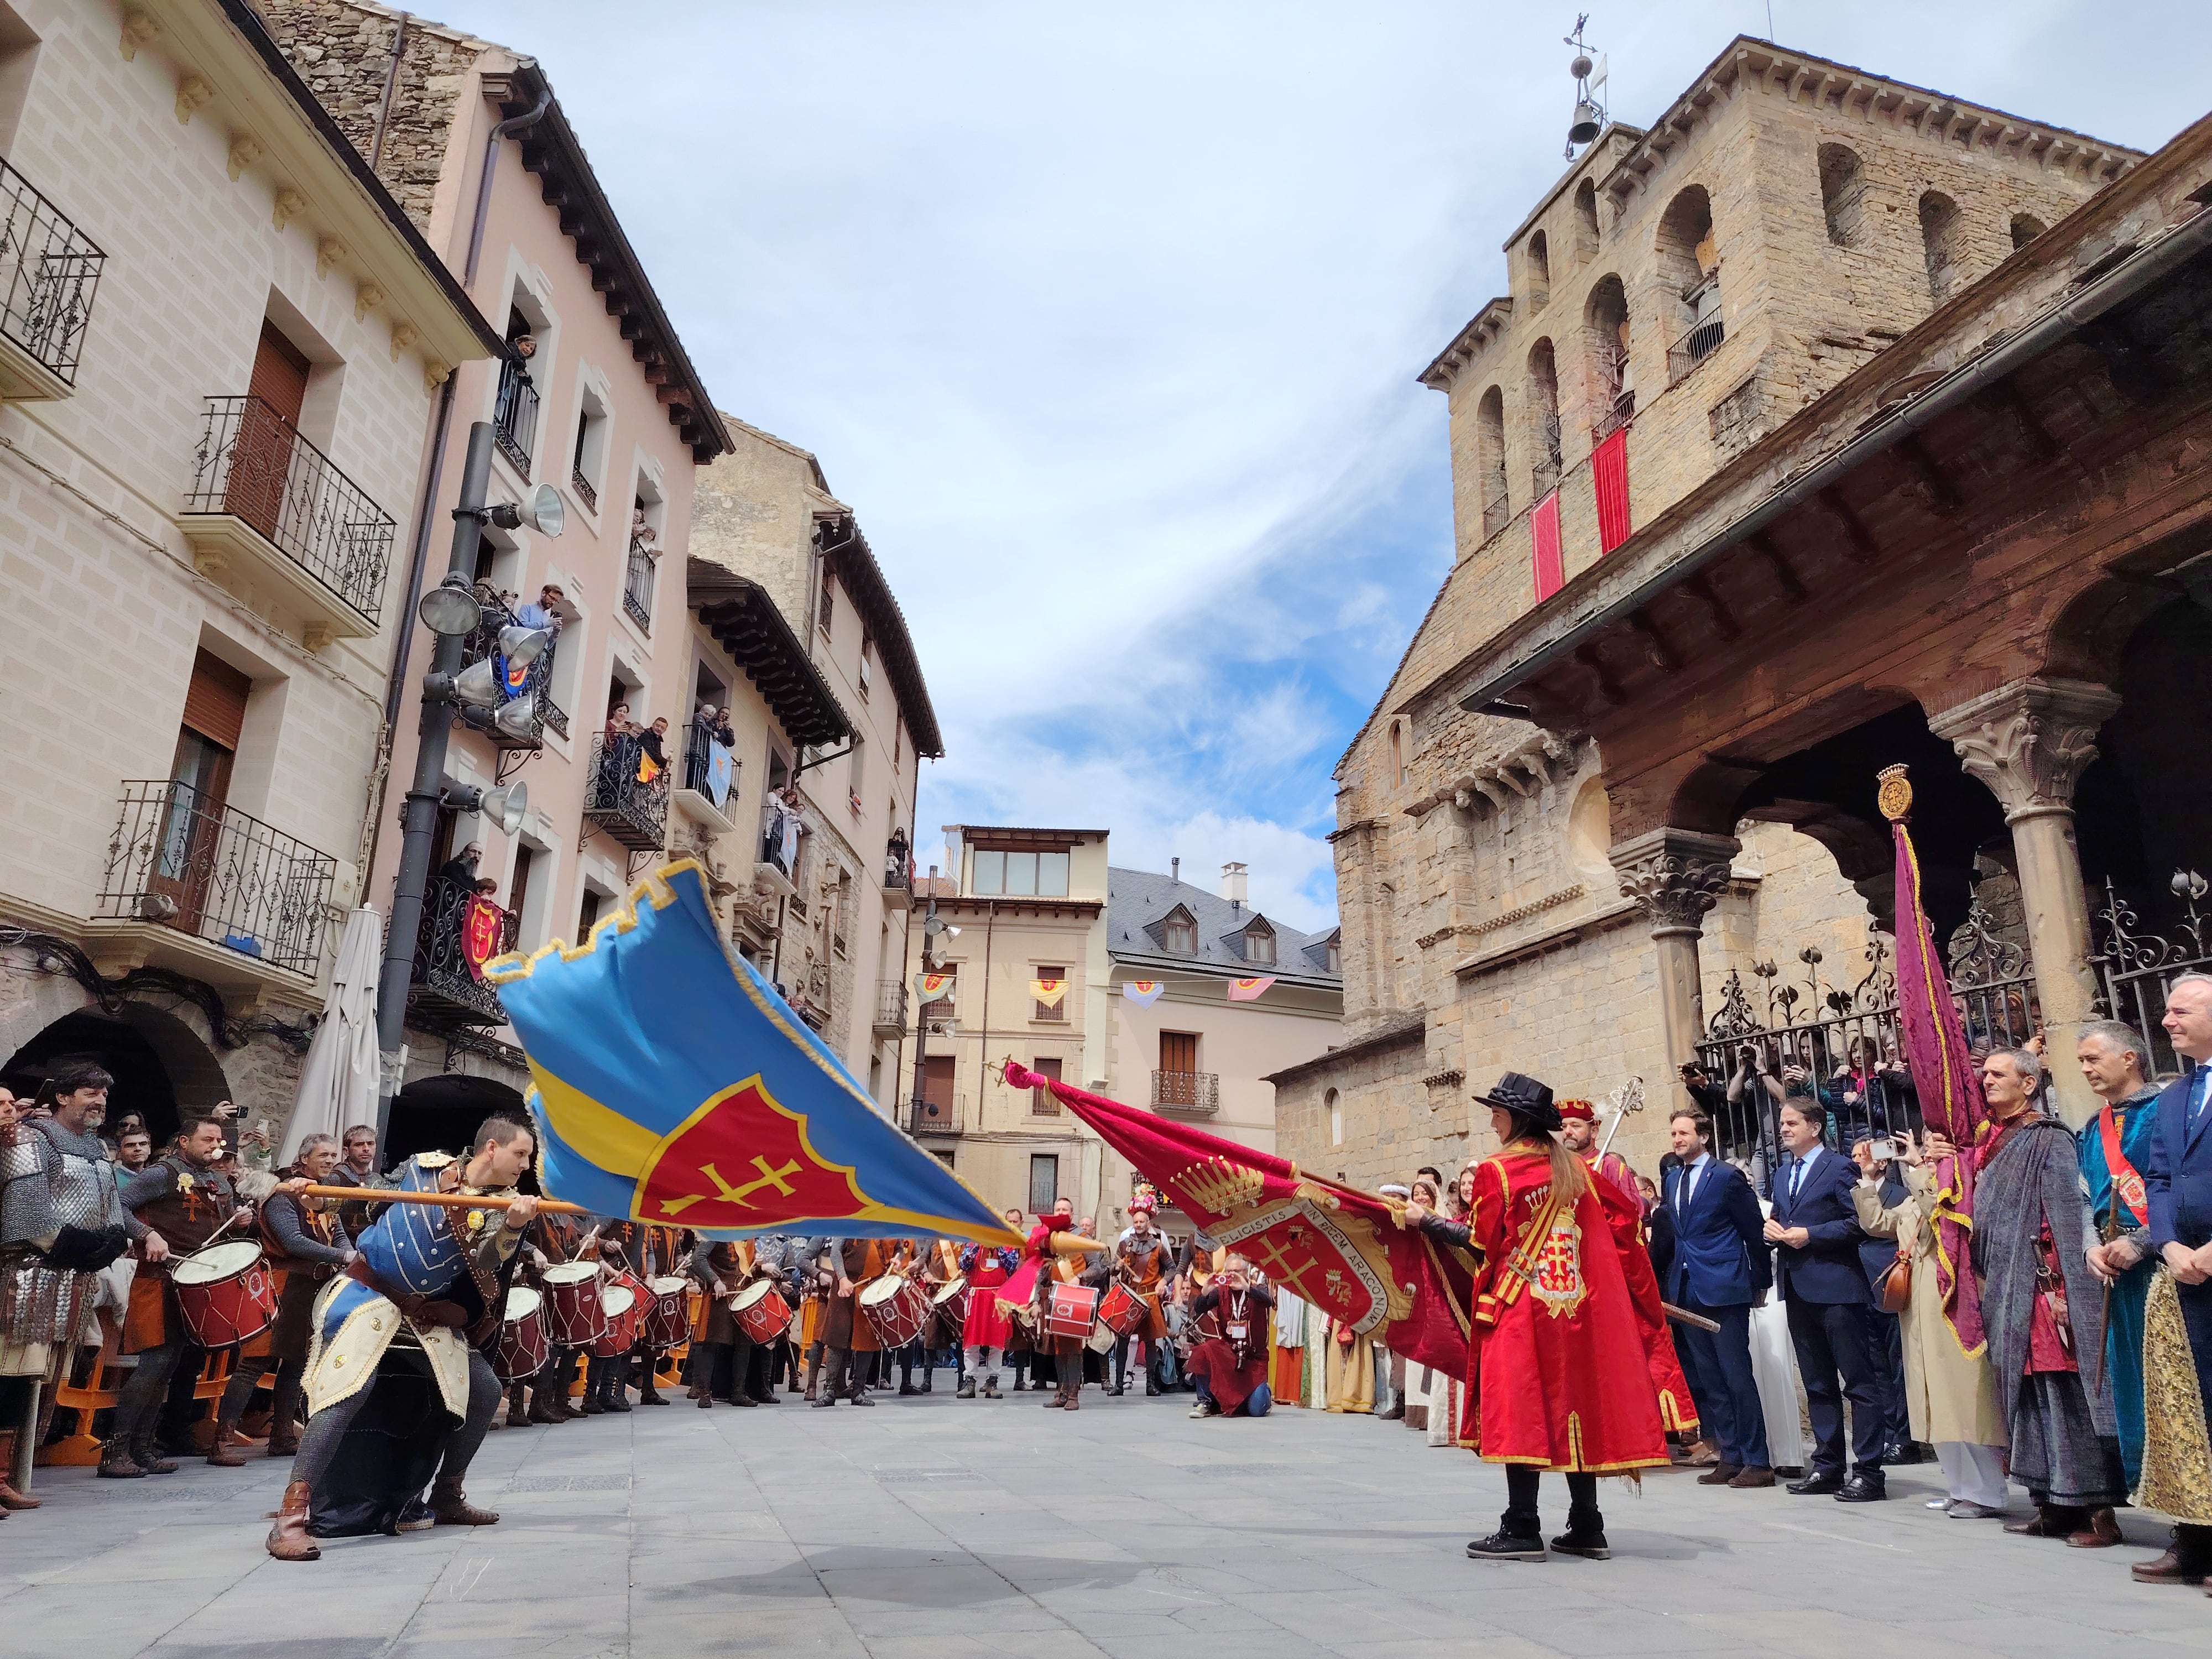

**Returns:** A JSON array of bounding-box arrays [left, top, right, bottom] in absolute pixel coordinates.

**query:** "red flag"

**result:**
[[1882, 765, 1988, 1356], [461, 895, 504, 982], [1003, 1061, 1476, 1380]]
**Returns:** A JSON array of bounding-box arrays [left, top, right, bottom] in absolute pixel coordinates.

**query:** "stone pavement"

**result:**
[[2, 1381, 2207, 1659]]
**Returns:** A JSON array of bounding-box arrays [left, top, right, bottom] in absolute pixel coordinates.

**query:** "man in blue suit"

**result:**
[[1662, 1107, 1773, 1488], [1767, 1097, 1886, 1501], [2143, 973, 2212, 1583]]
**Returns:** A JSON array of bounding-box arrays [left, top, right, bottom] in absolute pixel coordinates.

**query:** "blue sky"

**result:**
[[427, 1, 2211, 930]]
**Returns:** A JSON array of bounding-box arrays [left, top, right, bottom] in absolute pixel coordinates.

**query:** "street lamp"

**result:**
[[373, 423, 562, 1132]]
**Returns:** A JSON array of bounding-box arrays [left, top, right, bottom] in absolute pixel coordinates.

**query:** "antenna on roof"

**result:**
[[1564, 15, 1608, 158]]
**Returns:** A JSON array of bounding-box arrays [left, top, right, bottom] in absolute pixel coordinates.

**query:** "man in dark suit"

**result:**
[[2143, 973, 2212, 1583], [1767, 1098, 1885, 1500], [1662, 1108, 1773, 1488]]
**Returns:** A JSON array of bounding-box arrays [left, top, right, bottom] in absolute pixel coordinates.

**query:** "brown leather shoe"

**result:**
[[429, 1477, 499, 1526], [206, 1435, 247, 1468], [2067, 1507, 2124, 1548], [1696, 1463, 1743, 1486], [2134, 1544, 2211, 1585], [97, 1437, 145, 1479], [265, 1427, 300, 1458], [1728, 1467, 1777, 1488], [0, 1432, 39, 1509], [2005, 1505, 2080, 1538], [265, 1480, 321, 1561]]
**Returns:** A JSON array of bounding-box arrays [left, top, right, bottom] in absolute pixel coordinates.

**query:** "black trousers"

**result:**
[[1502, 1465, 1600, 1537], [1786, 1296, 1885, 1479]]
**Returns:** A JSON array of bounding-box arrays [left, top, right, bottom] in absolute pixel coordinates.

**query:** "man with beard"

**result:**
[[1110, 1192, 1173, 1396]]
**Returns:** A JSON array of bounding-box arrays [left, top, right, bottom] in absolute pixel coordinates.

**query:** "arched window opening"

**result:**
[[1657, 186, 1723, 380], [1573, 178, 1601, 260], [1920, 191, 1962, 302], [1389, 720, 1405, 788], [1528, 339, 1563, 496], [1818, 144, 1866, 247], [1477, 385, 1509, 539], [2010, 212, 2046, 252], [1327, 1088, 1343, 1146], [1585, 274, 1632, 441], [1526, 230, 1550, 309]]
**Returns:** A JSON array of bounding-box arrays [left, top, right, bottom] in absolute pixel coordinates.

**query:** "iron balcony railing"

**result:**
[[0, 156, 104, 387], [623, 539, 656, 632], [907, 1095, 963, 1136], [1667, 314, 1725, 382], [683, 722, 737, 810], [875, 978, 908, 1034], [1480, 491, 1511, 540], [1151, 1070, 1220, 1115], [1029, 1081, 1062, 1117], [97, 781, 336, 975], [493, 357, 540, 473], [458, 592, 549, 750], [571, 463, 597, 514], [409, 874, 517, 1027], [184, 396, 395, 618], [584, 731, 669, 851]]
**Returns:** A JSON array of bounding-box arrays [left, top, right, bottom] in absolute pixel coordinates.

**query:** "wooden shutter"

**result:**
[[1159, 1032, 1198, 1073], [181, 650, 251, 750], [248, 321, 311, 426]]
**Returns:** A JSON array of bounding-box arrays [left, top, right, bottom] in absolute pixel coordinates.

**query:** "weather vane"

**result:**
[[1564, 15, 1609, 158]]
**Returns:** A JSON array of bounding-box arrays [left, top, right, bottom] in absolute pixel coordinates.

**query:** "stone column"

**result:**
[[1611, 828, 1741, 1078], [1929, 678, 2121, 1127]]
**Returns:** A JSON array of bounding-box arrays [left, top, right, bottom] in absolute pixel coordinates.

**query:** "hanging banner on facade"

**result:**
[[915, 971, 954, 1002], [1226, 976, 1276, 1002], [461, 894, 505, 982], [1030, 975, 1068, 1008], [706, 740, 734, 807], [1121, 979, 1166, 1008]]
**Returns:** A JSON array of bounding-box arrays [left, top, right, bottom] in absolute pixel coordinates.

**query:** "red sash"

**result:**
[[2098, 1103, 2149, 1228]]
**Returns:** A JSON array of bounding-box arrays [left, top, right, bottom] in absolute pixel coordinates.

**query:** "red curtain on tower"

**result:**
[[1593, 428, 1630, 554], [1531, 490, 1563, 601]]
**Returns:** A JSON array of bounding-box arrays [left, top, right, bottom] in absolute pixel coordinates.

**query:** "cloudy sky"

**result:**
[[433, 0, 2206, 930]]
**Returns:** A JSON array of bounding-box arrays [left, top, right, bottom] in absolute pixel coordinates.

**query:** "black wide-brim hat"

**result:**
[[1472, 1071, 1562, 1133]]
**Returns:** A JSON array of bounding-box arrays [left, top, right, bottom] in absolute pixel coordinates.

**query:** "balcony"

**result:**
[[1151, 1069, 1220, 1117], [1667, 314, 1725, 383], [907, 1095, 963, 1136], [570, 462, 597, 515], [179, 397, 395, 643], [493, 357, 540, 474], [674, 723, 738, 836], [88, 781, 336, 993], [1592, 389, 1636, 445], [0, 158, 104, 399], [584, 732, 669, 852], [874, 978, 908, 1038], [408, 875, 517, 1029], [623, 538, 657, 632], [882, 857, 912, 912], [1481, 492, 1511, 540], [458, 594, 551, 751]]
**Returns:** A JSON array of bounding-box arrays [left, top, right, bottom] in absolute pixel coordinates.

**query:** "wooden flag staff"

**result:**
[[298, 1184, 591, 1215]]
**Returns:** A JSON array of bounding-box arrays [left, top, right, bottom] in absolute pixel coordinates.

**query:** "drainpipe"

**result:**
[[464, 73, 552, 288], [366, 12, 410, 175]]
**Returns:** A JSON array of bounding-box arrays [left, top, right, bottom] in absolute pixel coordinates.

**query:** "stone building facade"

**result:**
[[1277, 37, 2188, 1186]]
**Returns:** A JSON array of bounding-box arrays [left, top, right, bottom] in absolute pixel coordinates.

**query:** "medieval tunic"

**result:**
[[252, 1190, 351, 1363], [1973, 1114, 2125, 1508], [1437, 1149, 1668, 1473], [0, 1116, 139, 1374], [2080, 1087, 2159, 1489], [1852, 1162, 2006, 1449], [1112, 1230, 1173, 1343], [959, 1243, 1017, 1349], [1187, 1281, 1274, 1413], [122, 1155, 245, 1354]]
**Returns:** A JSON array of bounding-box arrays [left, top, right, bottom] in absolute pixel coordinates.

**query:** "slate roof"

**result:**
[[1106, 867, 1342, 990]]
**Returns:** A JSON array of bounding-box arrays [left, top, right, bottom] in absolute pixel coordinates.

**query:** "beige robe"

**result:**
[[1851, 1164, 2005, 1449]]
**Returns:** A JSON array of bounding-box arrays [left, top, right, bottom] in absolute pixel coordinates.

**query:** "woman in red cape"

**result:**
[[956, 1210, 1022, 1398], [1405, 1072, 1668, 1562]]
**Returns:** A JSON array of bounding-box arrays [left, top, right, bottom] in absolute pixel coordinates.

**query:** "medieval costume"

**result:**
[[1186, 1277, 1274, 1416], [268, 1151, 524, 1557], [958, 1239, 1018, 1396], [687, 1239, 750, 1407], [813, 1238, 881, 1406], [211, 1178, 351, 1463], [522, 1211, 589, 1423], [2080, 1082, 2159, 1489], [1972, 1111, 2127, 1539], [920, 1237, 965, 1392], [1111, 1209, 1174, 1397]]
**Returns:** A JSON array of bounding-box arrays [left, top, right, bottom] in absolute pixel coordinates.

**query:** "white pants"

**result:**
[[1936, 1441, 2008, 1508], [963, 1345, 1000, 1379]]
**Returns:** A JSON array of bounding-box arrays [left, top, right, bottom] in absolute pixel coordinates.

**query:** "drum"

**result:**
[[730, 1278, 792, 1344], [589, 1285, 639, 1358], [170, 1241, 276, 1348], [858, 1275, 930, 1350], [1044, 1282, 1099, 1343], [1094, 1280, 1144, 1339], [644, 1275, 691, 1348], [929, 1276, 969, 1328], [496, 1286, 549, 1383], [541, 1259, 607, 1348]]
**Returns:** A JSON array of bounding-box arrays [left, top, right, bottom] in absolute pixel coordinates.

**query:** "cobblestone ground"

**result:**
[[2, 1378, 2207, 1658]]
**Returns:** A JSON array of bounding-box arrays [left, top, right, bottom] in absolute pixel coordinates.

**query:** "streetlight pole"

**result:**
[[909, 865, 936, 1130], [373, 420, 494, 1135]]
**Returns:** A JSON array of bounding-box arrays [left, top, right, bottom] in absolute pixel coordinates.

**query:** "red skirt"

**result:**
[[962, 1262, 1012, 1348]]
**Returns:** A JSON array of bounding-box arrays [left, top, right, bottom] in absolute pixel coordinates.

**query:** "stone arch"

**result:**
[[1, 995, 237, 1146], [386, 1071, 532, 1167], [1655, 185, 1716, 296], [2010, 212, 2047, 251], [1475, 384, 1507, 533], [1572, 178, 1600, 260], [1817, 143, 1867, 247], [1526, 337, 1562, 489], [1583, 273, 1632, 427], [1526, 229, 1550, 307], [1919, 191, 1962, 302]]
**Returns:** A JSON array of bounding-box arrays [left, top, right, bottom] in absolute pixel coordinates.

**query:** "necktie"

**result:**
[[2193, 1066, 2211, 1122], [1684, 1163, 1700, 1213], [1788, 1158, 1807, 1204]]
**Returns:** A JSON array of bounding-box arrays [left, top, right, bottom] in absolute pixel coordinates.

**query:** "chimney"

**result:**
[[1171, 856, 1180, 884], [1221, 861, 1248, 910]]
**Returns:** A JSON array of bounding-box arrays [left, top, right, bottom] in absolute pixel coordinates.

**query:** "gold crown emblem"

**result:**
[[1175, 1157, 1266, 1216]]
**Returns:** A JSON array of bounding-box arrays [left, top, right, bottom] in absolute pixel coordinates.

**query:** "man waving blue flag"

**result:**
[[487, 860, 1020, 1246]]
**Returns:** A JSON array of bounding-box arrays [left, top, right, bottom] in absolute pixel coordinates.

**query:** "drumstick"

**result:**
[[298, 1183, 593, 1215]]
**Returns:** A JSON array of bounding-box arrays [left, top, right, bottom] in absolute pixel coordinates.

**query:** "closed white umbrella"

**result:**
[[280, 906, 383, 1165]]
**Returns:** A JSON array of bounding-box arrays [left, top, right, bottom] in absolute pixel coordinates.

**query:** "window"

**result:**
[[1033, 964, 1069, 1022], [1327, 1088, 1343, 1146], [1326, 939, 1342, 975], [818, 567, 834, 637], [1160, 1031, 1198, 1074], [1527, 338, 1562, 495], [1919, 191, 1961, 304], [2010, 212, 2046, 252], [848, 735, 864, 816], [1162, 905, 1197, 953], [1476, 385, 1508, 538], [971, 848, 1070, 897], [570, 389, 608, 514], [1817, 144, 1866, 248], [832, 867, 851, 956], [509, 846, 537, 946], [1241, 921, 1275, 966], [859, 634, 873, 700], [1029, 1055, 1062, 1115], [577, 888, 602, 937], [1572, 178, 1600, 259], [1389, 721, 1404, 789], [1526, 229, 1550, 307], [1585, 274, 1632, 439], [1028, 1154, 1060, 1216]]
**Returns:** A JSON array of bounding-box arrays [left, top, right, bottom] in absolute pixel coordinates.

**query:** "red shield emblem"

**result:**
[[637, 1075, 867, 1227], [461, 896, 504, 980], [1240, 1219, 1378, 1328]]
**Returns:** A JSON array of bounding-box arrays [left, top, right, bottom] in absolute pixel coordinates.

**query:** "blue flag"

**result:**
[[486, 860, 1020, 1245]]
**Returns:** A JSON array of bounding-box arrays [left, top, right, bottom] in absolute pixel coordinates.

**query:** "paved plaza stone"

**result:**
[[2, 1383, 2207, 1658]]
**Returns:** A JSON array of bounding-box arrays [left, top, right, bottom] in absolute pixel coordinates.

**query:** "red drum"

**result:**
[[929, 1276, 969, 1328], [541, 1260, 607, 1348], [1094, 1280, 1144, 1338], [858, 1275, 930, 1349], [730, 1279, 792, 1344], [589, 1285, 640, 1358], [495, 1286, 549, 1383], [1044, 1282, 1099, 1343], [644, 1275, 691, 1348], [170, 1241, 276, 1349]]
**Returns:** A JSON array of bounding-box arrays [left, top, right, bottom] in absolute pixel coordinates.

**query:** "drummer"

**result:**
[[920, 1236, 966, 1395], [583, 1217, 644, 1413], [815, 1237, 883, 1407], [106, 1115, 298, 1479], [208, 1134, 354, 1464], [888, 1237, 930, 1396], [686, 1238, 750, 1407], [1110, 1193, 1174, 1399], [523, 1210, 591, 1423], [1027, 1201, 1108, 1412]]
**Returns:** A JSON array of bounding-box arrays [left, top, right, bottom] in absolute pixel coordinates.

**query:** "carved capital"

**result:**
[[315, 235, 347, 279], [119, 9, 161, 60], [1610, 828, 1739, 936], [354, 281, 384, 322], [388, 320, 417, 362], [1928, 678, 2121, 823], [272, 188, 305, 232], [226, 134, 262, 181], [175, 74, 214, 125]]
